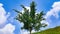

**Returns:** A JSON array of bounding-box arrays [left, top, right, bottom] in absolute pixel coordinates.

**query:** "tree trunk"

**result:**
[[30, 27, 32, 34], [30, 29, 32, 34]]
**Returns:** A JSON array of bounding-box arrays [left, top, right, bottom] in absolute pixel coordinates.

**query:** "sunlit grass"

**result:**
[[32, 26, 60, 34]]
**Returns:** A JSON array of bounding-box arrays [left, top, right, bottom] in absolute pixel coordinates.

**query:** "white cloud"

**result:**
[[20, 30, 29, 34], [20, 29, 28, 34], [0, 3, 15, 34], [0, 23, 15, 34], [41, 20, 49, 26], [20, 30, 36, 34], [52, 2, 60, 8], [0, 3, 10, 25], [0, 3, 3, 7], [45, 1, 60, 19]]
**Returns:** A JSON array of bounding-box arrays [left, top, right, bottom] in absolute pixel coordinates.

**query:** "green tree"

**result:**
[[14, 1, 47, 34]]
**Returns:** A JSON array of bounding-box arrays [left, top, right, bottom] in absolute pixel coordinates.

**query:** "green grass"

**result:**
[[32, 26, 60, 34]]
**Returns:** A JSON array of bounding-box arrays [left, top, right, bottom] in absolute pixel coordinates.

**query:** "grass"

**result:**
[[32, 26, 60, 34]]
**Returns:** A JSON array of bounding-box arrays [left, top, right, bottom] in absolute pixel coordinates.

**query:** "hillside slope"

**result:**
[[33, 26, 60, 34]]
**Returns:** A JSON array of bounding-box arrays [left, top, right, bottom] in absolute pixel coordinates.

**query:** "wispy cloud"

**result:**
[[45, 1, 60, 19], [44, 1, 60, 28]]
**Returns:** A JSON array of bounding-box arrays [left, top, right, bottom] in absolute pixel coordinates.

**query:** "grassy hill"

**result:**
[[32, 26, 60, 34]]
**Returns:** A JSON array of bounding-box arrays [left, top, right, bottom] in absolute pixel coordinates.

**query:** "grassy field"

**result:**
[[32, 26, 60, 34]]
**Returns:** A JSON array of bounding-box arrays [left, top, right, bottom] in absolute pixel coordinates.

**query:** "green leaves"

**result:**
[[14, 1, 47, 34], [30, 1, 36, 19]]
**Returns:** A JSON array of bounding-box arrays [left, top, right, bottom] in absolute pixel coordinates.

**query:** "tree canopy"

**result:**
[[14, 1, 47, 34]]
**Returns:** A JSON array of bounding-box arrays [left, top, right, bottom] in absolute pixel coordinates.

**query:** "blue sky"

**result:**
[[0, 0, 60, 34]]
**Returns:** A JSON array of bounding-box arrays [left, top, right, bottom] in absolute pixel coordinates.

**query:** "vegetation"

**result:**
[[32, 26, 60, 34], [14, 1, 47, 34]]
